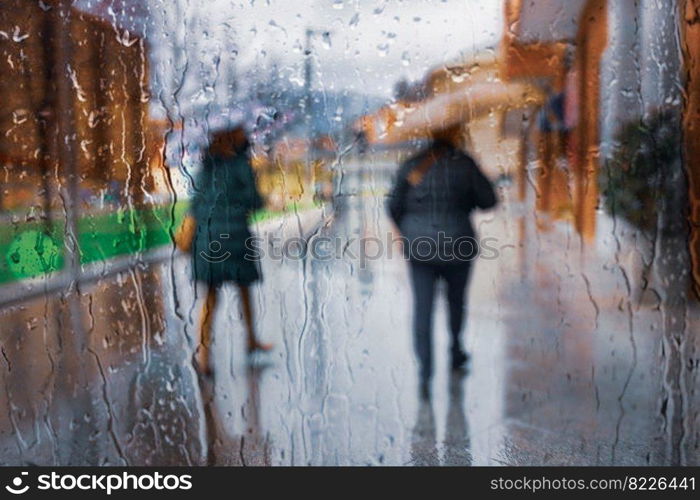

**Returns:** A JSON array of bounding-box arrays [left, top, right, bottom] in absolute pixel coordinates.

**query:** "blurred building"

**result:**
[[682, 0, 700, 298], [0, 0, 159, 214], [503, 0, 699, 296]]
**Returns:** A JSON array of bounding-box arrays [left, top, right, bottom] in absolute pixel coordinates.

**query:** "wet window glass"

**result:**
[[0, 0, 698, 466]]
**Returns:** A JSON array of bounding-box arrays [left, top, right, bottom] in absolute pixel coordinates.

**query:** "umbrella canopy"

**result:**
[[373, 81, 545, 144]]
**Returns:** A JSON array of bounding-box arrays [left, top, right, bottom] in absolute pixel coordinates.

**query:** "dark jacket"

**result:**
[[191, 153, 263, 285], [387, 141, 497, 264]]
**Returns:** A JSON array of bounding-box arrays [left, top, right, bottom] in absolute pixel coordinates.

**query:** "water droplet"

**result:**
[[322, 32, 332, 49]]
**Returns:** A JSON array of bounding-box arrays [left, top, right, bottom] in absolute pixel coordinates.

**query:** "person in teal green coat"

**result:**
[[191, 126, 272, 375]]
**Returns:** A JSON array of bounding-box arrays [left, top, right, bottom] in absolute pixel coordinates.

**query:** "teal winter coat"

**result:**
[[191, 153, 263, 286]]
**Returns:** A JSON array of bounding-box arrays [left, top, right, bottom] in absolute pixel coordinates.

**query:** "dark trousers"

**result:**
[[409, 261, 472, 380]]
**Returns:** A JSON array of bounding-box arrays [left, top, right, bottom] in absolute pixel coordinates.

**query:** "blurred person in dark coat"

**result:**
[[387, 126, 497, 397], [191, 126, 272, 376]]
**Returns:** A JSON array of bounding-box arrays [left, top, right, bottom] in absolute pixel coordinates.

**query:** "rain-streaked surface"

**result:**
[[1, 0, 699, 466]]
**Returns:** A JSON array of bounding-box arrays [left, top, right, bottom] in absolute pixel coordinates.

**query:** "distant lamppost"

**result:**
[[302, 28, 332, 149]]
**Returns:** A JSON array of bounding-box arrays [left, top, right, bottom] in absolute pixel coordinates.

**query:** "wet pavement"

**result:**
[[0, 149, 698, 466]]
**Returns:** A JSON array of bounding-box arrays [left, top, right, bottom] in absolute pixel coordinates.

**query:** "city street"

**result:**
[[1, 149, 697, 466]]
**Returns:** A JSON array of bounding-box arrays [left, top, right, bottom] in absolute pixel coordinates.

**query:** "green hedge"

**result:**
[[0, 202, 188, 284], [0, 200, 320, 285]]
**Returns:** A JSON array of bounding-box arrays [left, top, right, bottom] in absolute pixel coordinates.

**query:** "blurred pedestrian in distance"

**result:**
[[355, 130, 369, 155], [387, 126, 497, 398], [190, 126, 272, 376]]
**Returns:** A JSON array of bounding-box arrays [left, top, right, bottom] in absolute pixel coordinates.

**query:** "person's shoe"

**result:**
[[195, 346, 213, 377], [419, 379, 431, 401], [451, 349, 470, 371], [247, 340, 274, 355]]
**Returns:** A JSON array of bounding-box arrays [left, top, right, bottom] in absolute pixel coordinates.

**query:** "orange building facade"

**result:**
[[682, 0, 700, 298], [0, 0, 158, 214], [501, 0, 607, 240], [503, 0, 699, 297]]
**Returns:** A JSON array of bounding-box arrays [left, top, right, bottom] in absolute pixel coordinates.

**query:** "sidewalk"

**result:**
[[0, 148, 697, 465]]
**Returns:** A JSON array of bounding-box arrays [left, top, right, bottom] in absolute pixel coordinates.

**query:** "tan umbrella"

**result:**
[[381, 81, 545, 143]]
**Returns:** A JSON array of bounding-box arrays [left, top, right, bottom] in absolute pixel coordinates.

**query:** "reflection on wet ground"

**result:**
[[0, 152, 698, 465]]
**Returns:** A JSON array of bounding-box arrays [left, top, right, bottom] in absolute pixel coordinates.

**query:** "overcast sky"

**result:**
[[176, 0, 503, 98]]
